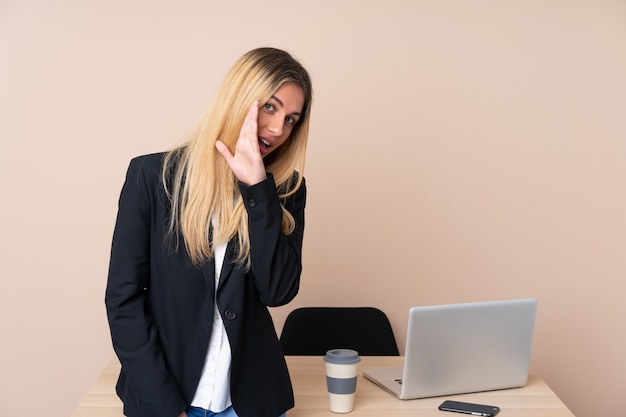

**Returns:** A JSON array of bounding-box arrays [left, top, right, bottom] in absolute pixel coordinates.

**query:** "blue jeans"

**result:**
[[186, 405, 286, 417]]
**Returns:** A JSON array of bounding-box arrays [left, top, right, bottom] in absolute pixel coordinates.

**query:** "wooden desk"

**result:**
[[72, 356, 574, 417]]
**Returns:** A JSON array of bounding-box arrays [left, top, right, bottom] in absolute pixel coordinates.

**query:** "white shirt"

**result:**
[[190, 240, 232, 412]]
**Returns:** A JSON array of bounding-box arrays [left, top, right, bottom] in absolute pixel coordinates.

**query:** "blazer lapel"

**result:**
[[200, 258, 217, 297], [217, 242, 236, 290]]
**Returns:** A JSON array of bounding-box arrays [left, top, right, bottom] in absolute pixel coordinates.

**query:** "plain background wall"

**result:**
[[1, 1, 624, 416]]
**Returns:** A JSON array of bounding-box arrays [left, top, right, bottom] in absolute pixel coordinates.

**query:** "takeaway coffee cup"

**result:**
[[324, 349, 361, 413]]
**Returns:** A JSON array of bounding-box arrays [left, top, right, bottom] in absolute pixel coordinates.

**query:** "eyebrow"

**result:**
[[270, 95, 302, 116]]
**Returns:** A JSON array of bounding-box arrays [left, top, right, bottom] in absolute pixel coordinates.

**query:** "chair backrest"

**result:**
[[279, 307, 400, 356]]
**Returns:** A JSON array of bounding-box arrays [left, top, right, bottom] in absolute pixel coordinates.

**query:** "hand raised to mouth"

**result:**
[[216, 101, 267, 186]]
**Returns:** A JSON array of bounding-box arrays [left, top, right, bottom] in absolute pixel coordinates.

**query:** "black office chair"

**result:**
[[279, 307, 400, 356]]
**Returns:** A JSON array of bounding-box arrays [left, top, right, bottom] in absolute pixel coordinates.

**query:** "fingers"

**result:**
[[215, 140, 233, 161], [214, 101, 266, 185], [246, 100, 259, 125], [215, 101, 259, 160], [240, 101, 259, 151]]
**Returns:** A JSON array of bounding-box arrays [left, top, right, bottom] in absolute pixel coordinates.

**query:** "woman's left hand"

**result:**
[[216, 101, 267, 186]]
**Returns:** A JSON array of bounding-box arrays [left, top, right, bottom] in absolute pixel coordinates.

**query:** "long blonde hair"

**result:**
[[162, 47, 313, 268]]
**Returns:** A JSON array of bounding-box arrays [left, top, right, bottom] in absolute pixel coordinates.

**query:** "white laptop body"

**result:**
[[363, 298, 538, 400]]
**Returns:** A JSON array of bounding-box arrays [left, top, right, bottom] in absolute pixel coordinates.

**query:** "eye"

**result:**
[[285, 116, 296, 126], [264, 103, 275, 112]]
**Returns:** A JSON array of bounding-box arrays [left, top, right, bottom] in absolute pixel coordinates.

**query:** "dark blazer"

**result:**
[[105, 152, 306, 417]]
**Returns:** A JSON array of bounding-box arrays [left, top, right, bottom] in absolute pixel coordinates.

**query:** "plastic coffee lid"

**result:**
[[324, 349, 361, 364]]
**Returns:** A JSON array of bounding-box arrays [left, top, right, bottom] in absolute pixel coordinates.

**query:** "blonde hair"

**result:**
[[162, 47, 313, 268]]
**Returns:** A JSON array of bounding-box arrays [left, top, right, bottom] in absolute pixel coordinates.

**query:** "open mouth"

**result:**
[[259, 137, 271, 154]]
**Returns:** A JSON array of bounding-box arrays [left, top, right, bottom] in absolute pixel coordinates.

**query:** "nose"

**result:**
[[267, 115, 284, 137]]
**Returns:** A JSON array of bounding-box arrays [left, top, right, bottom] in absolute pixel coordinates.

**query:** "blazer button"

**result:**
[[249, 199, 257, 207], [225, 310, 237, 320]]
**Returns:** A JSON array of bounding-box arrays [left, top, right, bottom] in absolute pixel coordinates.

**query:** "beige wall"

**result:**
[[1, 1, 625, 416]]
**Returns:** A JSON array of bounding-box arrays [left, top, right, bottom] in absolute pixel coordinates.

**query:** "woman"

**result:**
[[105, 47, 313, 417]]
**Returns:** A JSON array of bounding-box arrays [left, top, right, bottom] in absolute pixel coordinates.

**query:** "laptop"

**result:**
[[363, 298, 538, 399]]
